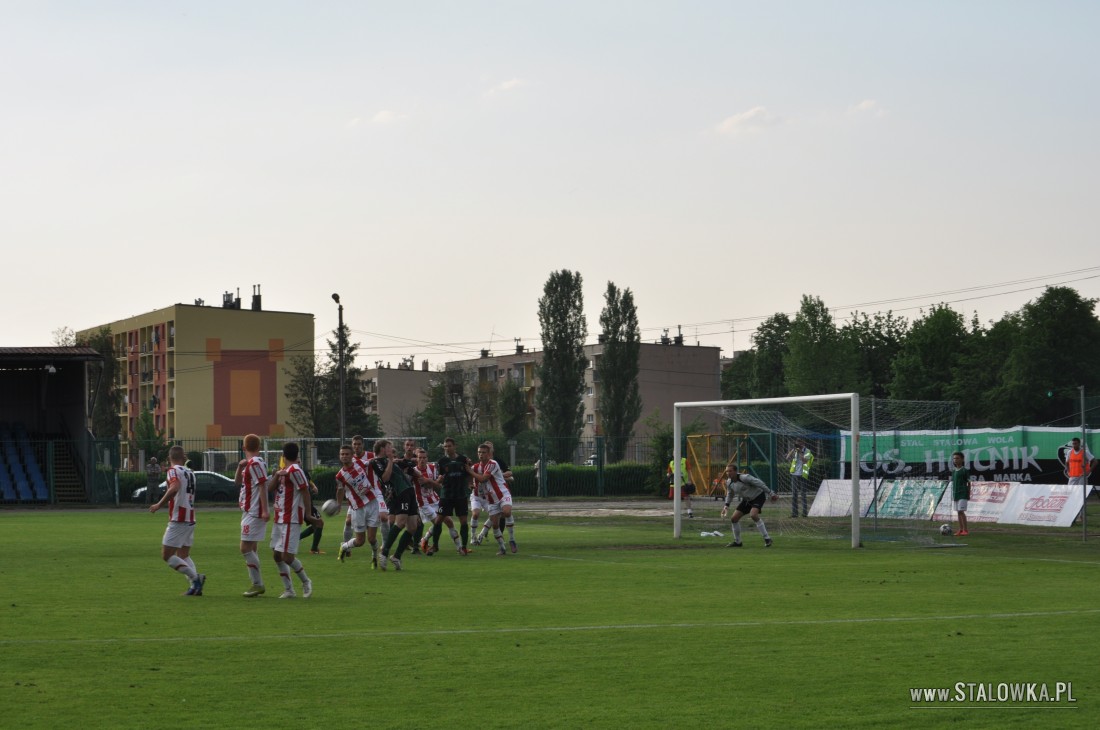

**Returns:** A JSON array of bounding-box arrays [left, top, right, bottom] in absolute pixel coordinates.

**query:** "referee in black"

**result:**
[[433, 437, 473, 554]]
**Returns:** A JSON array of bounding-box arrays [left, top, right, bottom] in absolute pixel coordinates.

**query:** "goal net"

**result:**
[[672, 394, 960, 547]]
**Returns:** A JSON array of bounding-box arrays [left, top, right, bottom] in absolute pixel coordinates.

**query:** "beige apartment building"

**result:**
[[360, 359, 435, 435], [443, 340, 721, 438], [77, 290, 314, 463]]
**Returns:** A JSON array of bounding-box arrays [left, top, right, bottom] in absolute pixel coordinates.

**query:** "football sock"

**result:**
[[243, 550, 263, 585], [381, 526, 401, 557], [343, 522, 353, 542], [311, 525, 324, 551], [431, 522, 443, 547], [460, 523, 469, 547], [393, 529, 413, 559], [756, 519, 770, 540], [505, 516, 515, 540], [275, 561, 293, 590], [290, 558, 310, 585], [494, 528, 505, 549], [732, 522, 742, 542], [168, 555, 198, 582], [300, 524, 315, 540]]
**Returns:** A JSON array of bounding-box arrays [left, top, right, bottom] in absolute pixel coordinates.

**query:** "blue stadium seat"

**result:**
[[15, 476, 32, 502], [31, 473, 48, 501]]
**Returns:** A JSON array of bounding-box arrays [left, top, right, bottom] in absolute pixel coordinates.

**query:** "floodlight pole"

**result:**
[[332, 293, 346, 444]]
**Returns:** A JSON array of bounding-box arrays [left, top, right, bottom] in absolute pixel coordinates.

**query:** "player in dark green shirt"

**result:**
[[371, 439, 420, 569], [433, 437, 473, 554], [950, 451, 971, 536]]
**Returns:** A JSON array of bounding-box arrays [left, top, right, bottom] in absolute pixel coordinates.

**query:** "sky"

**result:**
[[2, 1, 1098, 367]]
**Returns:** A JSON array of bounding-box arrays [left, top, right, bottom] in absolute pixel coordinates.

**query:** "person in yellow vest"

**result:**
[[667, 456, 695, 518], [1063, 437, 1096, 487], [784, 439, 814, 518]]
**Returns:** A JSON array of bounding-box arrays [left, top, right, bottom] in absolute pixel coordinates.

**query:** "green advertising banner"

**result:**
[[841, 427, 1096, 483]]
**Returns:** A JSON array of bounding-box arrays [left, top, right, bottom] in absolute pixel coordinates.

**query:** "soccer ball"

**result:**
[[321, 499, 339, 516], [939, 523, 952, 535]]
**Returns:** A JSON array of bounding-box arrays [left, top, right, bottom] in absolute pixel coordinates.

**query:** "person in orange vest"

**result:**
[[1064, 437, 1096, 487]]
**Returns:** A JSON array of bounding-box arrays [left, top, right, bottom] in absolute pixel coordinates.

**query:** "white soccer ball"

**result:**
[[321, 499, 339, 516], [939, 523, 952, 535]]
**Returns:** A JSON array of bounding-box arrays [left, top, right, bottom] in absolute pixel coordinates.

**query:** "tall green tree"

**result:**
[[596, 282, 643, 463], [750, 313, 790, 398], [720, 350, 755, 400], [889, 304, 969, 402], [321, 322, 377, 438], [841, 310, 908, 398], [535, 270, 588, 462], [76, 326, 121, 439], [785, 295, 857, 395], [985, 286, 1100, 426]]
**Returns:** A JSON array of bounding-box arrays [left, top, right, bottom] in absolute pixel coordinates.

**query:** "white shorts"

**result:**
[[419, 503, 438, 524], [350, 502, 381, 532], [487, 492, 513, 516], [955, 499, 968, 512], [162, 521, 195, 548], [240, 514, 267, 543], [1068, 476, 1086, 486], [470, 491, 486, 513], [368, 486, 386, 514], [270, 522, 301, 555]]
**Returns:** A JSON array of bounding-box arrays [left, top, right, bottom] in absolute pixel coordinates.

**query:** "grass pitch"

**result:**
[[1, 507, 1098, 729]]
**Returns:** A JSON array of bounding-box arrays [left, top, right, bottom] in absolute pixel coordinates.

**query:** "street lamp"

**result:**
[[332, 293, 346, 444]]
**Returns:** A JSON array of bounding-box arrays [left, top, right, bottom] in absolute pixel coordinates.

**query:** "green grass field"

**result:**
[[2, 506, 1098, 729]]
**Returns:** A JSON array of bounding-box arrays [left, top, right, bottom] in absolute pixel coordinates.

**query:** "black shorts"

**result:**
[[391, 487, 419, 517], [437, 494, 469, 518], [734, 493, 767, 514], [683, 483, 696, 495]]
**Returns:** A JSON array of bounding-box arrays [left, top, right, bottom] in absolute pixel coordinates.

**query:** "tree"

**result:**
[[284, 354, 326, 437], [841, 310, 908, 398], [132, 407, 168, 464], [75, 327, 120, 439], [596, 282, 643, 463], [52, 326, 76, 346], [320, 322, 377, 438], [535, 270, 588, 462], [720, 350, 755, 400], [497, 378, 529, 440], [750, 313, 790, 398], [785, 295, 857, 395], [889, 304, 969, 402], [985, 286, 1100, 426]]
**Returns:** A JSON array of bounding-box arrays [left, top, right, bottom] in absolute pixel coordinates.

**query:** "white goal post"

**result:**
[[673, 393, 861, 547]]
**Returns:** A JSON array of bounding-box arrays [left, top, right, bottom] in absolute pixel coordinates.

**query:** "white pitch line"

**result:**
[[4, 609, 1098, 647]]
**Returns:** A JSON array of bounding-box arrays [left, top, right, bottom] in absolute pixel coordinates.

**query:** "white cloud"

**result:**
[[714, 106, 782, 135], [485, 77, 526, 97], [371, 109, 407, 125], [848, 99, 887, 118]]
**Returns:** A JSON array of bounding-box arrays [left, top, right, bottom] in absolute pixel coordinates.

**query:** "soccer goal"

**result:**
[[672, 394, 960, 547]]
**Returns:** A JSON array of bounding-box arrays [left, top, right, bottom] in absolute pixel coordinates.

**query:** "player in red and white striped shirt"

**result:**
[[469, 443, 516, 555], [335, 445, 381, 565], [150, 445, 205, 595], [234, 433, 271, 597], [269, 442, 321, 598]]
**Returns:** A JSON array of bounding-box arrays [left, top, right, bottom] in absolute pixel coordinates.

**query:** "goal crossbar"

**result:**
[[673, 393, 861, 547]]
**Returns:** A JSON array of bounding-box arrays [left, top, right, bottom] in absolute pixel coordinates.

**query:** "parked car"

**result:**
[[131, 470, 239, 503], [583, 454, 598, 467]]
